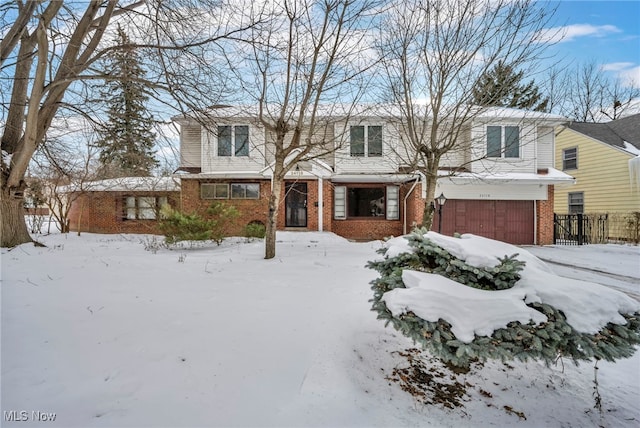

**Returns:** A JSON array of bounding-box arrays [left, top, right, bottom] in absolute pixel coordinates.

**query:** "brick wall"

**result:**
[[536, 185, 555, 245], [68, 191, 180, 235], [328, 181, 422, 240], [180, 178, 272, 236]]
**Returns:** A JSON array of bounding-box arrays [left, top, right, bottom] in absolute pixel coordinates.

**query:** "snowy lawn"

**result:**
[[2, 232, 639, 427]]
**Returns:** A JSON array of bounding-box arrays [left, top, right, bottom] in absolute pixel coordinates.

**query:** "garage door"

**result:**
[[434, 200, 534, 245]]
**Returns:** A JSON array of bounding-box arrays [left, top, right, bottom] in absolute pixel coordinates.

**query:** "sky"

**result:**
[[545, 0, 640, 85]]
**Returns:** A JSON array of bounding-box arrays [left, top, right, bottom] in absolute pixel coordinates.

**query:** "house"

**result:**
[[554, 113, 640, 239], [174, 105, 573, 245], [65, 177, 180, 234]]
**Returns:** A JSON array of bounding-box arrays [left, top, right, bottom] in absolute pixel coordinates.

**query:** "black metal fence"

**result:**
[[553, 213, 609, 245]]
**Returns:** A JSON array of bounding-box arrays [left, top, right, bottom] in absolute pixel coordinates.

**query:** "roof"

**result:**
[[61, 177, 180, 193], [567, 113, 640, 154], [173, 104, 567, 125]]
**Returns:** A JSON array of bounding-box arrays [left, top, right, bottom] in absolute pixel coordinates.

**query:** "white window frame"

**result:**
[[563, 147, 578, 170], [568, 192, 584, 214], [349, 125, 383, 157], [333, 185, 399, 220], [217, 124, 250, 157], [486, 125, 520, 159]]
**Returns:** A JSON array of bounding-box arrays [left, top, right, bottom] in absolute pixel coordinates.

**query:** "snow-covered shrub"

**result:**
[[368, 229, 640, 368]]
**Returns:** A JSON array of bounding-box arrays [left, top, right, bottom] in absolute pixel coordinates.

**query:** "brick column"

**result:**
[[536, 185, 555, 245]]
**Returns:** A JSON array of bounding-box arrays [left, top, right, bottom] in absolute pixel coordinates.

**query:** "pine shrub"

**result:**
[[368, 230, 640, 368], [159, 202, 239, 245]]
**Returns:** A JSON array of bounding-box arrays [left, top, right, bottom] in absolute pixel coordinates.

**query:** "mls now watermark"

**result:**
[[4, 410, 57, 422]]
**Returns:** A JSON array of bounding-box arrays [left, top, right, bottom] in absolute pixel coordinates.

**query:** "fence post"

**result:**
[[577, 213, 584, 245]]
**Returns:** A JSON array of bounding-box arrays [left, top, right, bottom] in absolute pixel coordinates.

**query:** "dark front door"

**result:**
[[285, 182, 307, 227]]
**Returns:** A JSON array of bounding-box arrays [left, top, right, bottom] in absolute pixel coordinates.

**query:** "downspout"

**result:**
[[403, 175, 421, 234]]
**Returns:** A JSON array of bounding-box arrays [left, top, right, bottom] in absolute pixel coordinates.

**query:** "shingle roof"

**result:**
[[568, 113, 640, 153]]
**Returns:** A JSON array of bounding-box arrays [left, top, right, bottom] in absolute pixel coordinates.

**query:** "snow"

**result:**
[[624, 141, 640, 156], [59, 176, 180, 193], [2, 231, 640, 427], [383, 271, 547, 343], [383, 232, 639, 338]]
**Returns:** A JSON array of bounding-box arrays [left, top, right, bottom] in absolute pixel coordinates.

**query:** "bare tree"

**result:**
[[0, 0, 257, 247], [376, 0, 557, 229], [542, 60, 640, 122], [227, 0, 380, 259]]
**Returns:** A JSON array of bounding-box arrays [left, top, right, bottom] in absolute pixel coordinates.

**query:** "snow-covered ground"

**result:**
[[1, 232, 639, 427]]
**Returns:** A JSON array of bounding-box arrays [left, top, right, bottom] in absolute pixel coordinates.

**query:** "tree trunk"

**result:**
[[1, 189, 32, 247], [420, 166, 440, 231], [264, 178, 283, 259]]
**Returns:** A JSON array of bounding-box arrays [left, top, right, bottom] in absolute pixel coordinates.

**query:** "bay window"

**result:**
[[334, 185, 399, 220]]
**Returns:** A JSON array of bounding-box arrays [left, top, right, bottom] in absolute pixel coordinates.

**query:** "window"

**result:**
[[123, 196, 168, 220], [334, 185, 399, 220], [217, 125, 249, 157], [563, 147, 577, 170], [487, 125, 520, 158], [231, 183, 260, 199], [201, 183, 229, 199], [350, 125, 383, 157], [568, 192, 584, 214], [201, 183, 260, 200]]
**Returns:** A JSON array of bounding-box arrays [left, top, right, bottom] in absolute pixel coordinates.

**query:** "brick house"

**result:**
[[174, 105, 574, 245], [66, 177, 180, 235]]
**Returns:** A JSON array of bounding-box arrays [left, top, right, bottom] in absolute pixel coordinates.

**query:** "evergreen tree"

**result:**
[[95, 25, 158, 177], [472, 61, 549, 112], [368, 230, 640, 369]]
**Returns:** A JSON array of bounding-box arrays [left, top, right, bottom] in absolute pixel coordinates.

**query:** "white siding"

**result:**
[[334, 121, 400, 173], [180, 124, 202, 168], [436, 182, 548, 200], [201, 123, 266, 173], [469, 122, 536, 174], [536, 126, 554, 169]]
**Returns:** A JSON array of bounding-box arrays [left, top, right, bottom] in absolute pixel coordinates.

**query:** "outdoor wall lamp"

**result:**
[[436, 192, 447, 233]]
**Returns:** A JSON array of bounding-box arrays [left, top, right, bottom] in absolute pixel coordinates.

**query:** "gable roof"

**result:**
[[567, 113, 640, 153]]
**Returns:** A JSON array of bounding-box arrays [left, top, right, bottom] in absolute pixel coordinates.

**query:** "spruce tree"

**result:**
[[472, 61, 549, 112], [368, 230, 640, 368], [95, 24, 158, 177]]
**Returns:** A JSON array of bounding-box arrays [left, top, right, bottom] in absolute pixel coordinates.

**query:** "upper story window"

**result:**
[[350, 125, 382, 157], [487, 125, 519, 158], [218, 125, 249, 157], [563, 147, 578, 170]]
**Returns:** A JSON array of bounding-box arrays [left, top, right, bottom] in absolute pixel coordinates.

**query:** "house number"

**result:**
[[479, 193, 491, 198]]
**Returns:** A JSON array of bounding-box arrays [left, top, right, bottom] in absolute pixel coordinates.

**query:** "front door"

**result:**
[[285, 182, 307, 227]]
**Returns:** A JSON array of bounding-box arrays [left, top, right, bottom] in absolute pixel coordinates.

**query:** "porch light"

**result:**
[[436, 193, 446, 233]]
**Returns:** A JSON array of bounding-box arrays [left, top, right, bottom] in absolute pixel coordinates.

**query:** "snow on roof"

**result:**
[[173, 104, 567, 124], [61, 176, 180, 193], [437, 167, 575, 185], [382, 232, 640, 343]]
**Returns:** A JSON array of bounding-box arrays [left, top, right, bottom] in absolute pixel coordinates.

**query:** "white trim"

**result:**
[[331, 174, 417, 183]]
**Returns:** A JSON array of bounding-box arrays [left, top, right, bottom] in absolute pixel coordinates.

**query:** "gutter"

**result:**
[[403, 174, 422, 234]]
